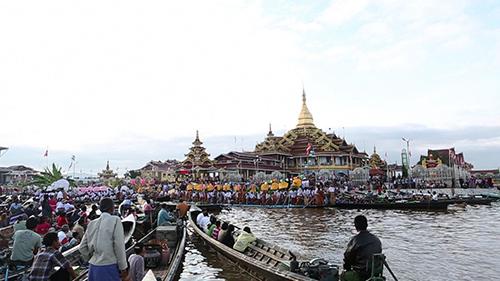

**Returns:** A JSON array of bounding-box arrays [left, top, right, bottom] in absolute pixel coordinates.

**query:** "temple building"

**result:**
[[138, 160, 179, 183], [253, 89, 368, 176], [414, 148, 473, 187], [368, 146, 387, 176], [98, 161, 117, 183], [181, 131, 215, 179]]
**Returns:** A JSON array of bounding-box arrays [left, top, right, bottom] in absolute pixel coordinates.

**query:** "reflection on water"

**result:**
[[178, 190, 500, 281]]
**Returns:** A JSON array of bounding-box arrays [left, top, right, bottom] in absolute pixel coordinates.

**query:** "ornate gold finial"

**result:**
[[296, 87, 315, 129], [106, 160, 110, 170], [374, 146, 377, 154]]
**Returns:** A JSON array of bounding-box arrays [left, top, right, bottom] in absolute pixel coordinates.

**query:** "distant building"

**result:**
[[415, 148, 473, 186], [0, 165, 38, 185], [138, 160, 180, 182], [180, 131, 215, 179], [98, 161, 117, 183]]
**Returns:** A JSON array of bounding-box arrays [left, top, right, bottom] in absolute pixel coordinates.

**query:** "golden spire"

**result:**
[[296, 87, 315, 128], [267, 123, 274, 137]]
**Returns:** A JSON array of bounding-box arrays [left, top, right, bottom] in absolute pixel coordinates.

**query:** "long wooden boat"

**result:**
[[331, 200, 450, 211], [0, 214, 136, 281], [189, 208, 337, 281], [75, 221, 186, 281]]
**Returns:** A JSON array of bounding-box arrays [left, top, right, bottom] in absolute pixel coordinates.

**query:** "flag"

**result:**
[[306, 143, 312, 156], [71, 155, 76, 161], [43, 150, 48, 157]]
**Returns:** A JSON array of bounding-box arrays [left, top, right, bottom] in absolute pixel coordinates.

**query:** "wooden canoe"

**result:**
[[75, 221, 186, 281], [189, 208, 318, 281]]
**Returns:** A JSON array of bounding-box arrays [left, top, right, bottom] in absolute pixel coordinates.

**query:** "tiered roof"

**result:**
[[255, 89, 366, 158], [98, 161, 117, 179], [182, 131, 213, 169]]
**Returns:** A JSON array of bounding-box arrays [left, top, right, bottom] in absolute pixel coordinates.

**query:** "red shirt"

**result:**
[[35, 222, 51, 235], [49, 199, 57, 211], [56, 216, 68, 228]]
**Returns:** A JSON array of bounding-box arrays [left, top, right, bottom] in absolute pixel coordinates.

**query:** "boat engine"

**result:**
[[297, 258, 339, 281], [144, 244, 163, 268]]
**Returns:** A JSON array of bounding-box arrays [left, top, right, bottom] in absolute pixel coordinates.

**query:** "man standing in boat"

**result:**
[[342, 215, 382, 281], [79, 198, 129, 281]]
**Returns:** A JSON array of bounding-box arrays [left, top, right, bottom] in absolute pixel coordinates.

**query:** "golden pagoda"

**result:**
[[369, 146, 387, 170], [254, 89, 368, 174]]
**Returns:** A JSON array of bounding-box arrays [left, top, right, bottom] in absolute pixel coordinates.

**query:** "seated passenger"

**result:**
[[217, 222, 229, 241], [29, 232, 77, 280], [157, 203, 175, 226], [206, 216, 217, 236], [221, 224, 235, 248], [233, 226, 256, 252], [341, 215, 382, 281], [211, 221, 221, 240], [11, 217, 41, 265]]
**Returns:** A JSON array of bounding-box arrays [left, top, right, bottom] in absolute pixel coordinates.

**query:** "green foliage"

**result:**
[[29, 163, 75, 187]]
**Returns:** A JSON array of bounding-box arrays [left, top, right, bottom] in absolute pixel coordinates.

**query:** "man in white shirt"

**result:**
[[79, 198, 128, 281]]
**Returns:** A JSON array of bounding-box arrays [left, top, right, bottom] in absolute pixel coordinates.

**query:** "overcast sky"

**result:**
[[1, 0, 499, 174]]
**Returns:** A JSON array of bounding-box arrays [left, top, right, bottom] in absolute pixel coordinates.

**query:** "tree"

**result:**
[[30, 163, 75, 187]]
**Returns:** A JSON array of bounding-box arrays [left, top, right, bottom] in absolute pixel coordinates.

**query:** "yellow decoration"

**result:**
[[207, 184, 214, 192], [223, 184, 231, 191], [233, 184, 241, 192], [261, 183, 269, 191], [271, 182, 279, 190], [187, 184, 193, 191], [292, 177, 302, 187], [279, 182, 289, 190], [216, 184, 223, 191]]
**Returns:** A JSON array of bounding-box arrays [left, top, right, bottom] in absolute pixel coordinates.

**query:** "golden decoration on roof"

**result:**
[[296, 88, 315, 129]]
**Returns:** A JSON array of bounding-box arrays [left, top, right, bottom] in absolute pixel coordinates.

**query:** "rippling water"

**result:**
[[179, 190, 500, 281]]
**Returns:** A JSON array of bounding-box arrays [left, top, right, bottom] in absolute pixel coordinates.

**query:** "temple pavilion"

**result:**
[[180, 130, 215, 179], [253, 89, 368, 176], [98, 161, 117, 182]]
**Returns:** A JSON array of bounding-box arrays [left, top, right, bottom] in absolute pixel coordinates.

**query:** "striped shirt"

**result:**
[[29, 248, 69, 281]]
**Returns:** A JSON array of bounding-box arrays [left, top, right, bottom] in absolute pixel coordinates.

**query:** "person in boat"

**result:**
[[211, 221, 221, 239], [217, 221, 229, 242], [11, 216, 42, 266], [72, 216, 85, 239], [88, 204, 99, 220], [29, 231, 77, 281], [221, 224, 235, 248], [341, 215, 382, 281], [206, 216, 217, 236], [157, 203, 175, 226], [196, 210, 209, 230], [35, 216, 51, 236], [79, 197, 128, 281], [9, 196, 24, 216], [61, 231, 80, 252], [128, 243, 146, 281], [233, 226, 256, 252], [176, 199, 190, 220], [41, 194, 52, 219], [56, 212, 69, 229]]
